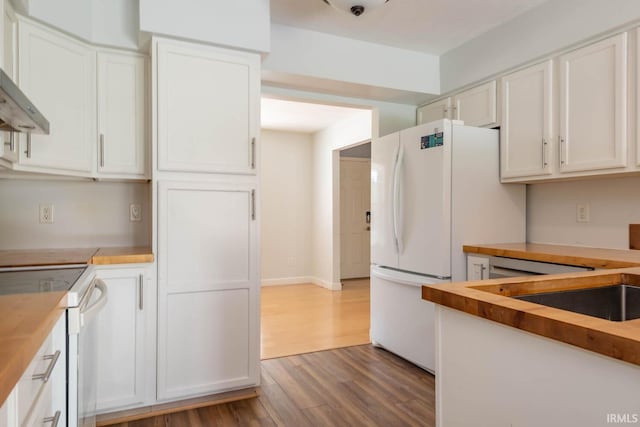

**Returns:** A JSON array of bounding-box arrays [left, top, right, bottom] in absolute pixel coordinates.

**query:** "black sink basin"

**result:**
[[513, 284, 640, 321]]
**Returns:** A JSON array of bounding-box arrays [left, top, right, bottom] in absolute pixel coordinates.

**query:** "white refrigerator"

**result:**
[[370, 119, 525, 373]]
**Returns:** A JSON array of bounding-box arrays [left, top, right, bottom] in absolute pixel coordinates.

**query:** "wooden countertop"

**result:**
[[463, 242, 640, 269], [0, 248, 99, 268], [0, 292, 66, 406], [0, 247, 154, 268], [91, 247, 154, 265], [422, 254, 640, 365]]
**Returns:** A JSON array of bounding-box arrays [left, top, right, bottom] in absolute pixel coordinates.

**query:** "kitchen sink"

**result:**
[[513, 284, 640, 321]]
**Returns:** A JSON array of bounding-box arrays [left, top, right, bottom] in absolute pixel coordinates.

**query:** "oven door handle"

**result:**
[[80, 279, 108, 327]]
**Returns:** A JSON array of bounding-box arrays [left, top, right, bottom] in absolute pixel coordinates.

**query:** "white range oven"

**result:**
[[0, 265, 107, 427]]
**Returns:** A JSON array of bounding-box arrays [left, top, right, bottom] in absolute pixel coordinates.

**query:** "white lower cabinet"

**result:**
[[95, 266, 151, 413], [1, 313, 66, 427], [156, 180, 259, 401], [466, 255, 490, 281]]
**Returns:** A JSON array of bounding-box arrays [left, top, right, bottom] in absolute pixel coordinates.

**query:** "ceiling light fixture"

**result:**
[[322, 0, 390, 17]]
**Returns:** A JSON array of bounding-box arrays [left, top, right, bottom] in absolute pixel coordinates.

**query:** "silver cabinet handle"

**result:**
[[99, 134, 105, 168], [542, 138, 548, 167], [4, 131, 15, 151], [25, 133, 32, 159], [250, 189, 256, 220], [474, 264, 487, 280], [559, 136, 566, 164], [138, 274, 143, 311], [32, 350, 61, 382], [250, 137, 256, 169], [44, 411, 61, 427]]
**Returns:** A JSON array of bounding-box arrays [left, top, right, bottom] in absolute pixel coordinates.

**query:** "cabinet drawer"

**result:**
[[20, 367, 63, 427], [16, 316, 65, 423]]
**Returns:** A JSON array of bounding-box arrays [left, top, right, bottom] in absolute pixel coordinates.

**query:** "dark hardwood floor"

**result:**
[[112, 345, 435, 426]]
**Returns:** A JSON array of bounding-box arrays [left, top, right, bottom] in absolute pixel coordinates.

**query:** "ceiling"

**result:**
[[270, 0, 550, 55], [264, 0, 551, 133], [261, 97, 370, 133]]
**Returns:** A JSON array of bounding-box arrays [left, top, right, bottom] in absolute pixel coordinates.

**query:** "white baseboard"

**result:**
[[309, 276, 343, 291], [260, 276, 342, 291], [260, 276, 313, 286]]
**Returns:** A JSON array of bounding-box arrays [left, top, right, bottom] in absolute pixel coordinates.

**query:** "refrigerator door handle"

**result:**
[[392, 143, 404, 253]]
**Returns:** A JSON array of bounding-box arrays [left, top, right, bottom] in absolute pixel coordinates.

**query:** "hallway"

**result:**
[[261, 279, 370, 360]]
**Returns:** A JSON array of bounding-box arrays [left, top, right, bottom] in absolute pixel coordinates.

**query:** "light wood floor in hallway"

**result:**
[[109, 345, 436, 427], [261, 278, 370, 360]]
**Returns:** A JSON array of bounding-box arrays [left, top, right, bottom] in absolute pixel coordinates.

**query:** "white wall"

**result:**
[[260, 130, 313, 285], [138, 0, 270, 53], [440, 0, 640, 92], [311, 110, 372, 289], [527, 176, 640, 249], [265, 24, 439, 96], [16, 0, 139, 49], [0, 180, 150, 249], [263, 85, 416, 137]]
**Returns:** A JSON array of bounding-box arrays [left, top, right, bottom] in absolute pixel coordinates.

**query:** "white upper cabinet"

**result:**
[[17, 17, 96, 174], [156, 40, 259, 174], [96, 52, 147, 178], [558, 33, 627, 173], [637, 28, 640, 167], [453, 80, 497, 127], [500, 60, 554, 179], [0, 2, 17, 163], [417, 98, 450, 125]]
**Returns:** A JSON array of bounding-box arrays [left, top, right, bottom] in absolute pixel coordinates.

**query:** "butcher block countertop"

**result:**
[[0, 246, 154, 268], [91, 246, 154, 265], [0, 292, 66, 406], [424, 243, 640, 366], [0, 248, 99, 268], [463, 242, 640, 269]]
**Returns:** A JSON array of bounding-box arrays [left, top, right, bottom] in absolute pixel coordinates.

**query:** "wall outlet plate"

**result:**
[[39, 204, 54, 224], [130, 203, 142, 222], [576, 204, 590, 223]]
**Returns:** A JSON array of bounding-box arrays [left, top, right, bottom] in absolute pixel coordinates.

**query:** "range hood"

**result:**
[[0, 68, 49, 134]]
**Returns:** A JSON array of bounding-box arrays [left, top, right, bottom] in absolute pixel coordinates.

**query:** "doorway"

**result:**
[[339, 142, 371, 280]]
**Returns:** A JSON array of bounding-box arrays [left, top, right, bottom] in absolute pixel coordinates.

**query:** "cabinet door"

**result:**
[[466, 255, 489, 280], [156, 41, 259, 174], [94, 267, 147, 412], [417, 98, 450, 124], [157, 180, 259, 400], [17, 18, 95, 173], [500, 61, 553, 179], [453, 81, 497, 127], [559, 33, 627, 173], [0, 2, 17, 163], [97, 52, 147, 178]]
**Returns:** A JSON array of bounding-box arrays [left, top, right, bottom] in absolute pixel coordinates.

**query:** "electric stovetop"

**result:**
[[0, 267, 86, 295]]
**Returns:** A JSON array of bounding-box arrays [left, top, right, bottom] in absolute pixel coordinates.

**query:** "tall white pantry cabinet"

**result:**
[[151, 38, 261, 401]]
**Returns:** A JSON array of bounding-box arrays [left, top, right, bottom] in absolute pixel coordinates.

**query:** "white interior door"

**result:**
[[340, 157, 371, 279]]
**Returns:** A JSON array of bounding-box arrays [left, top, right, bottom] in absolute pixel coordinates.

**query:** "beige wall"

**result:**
[[527, 175, 640, 249], [0, 179, 150, 249], [260, 130, 313, 284]]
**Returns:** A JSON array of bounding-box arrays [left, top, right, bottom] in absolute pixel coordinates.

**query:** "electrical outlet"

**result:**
[[576, 204, 590, 223], [130, 203, 142, 222], [39, 204, 54, 224]]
